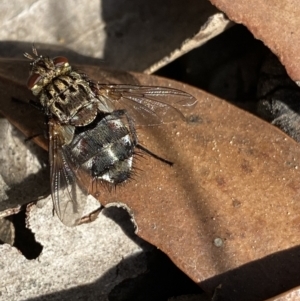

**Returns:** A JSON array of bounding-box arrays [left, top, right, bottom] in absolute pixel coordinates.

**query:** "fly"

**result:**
[[24, 46, 197, 226]]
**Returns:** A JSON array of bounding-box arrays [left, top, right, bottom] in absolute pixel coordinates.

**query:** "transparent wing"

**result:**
[[97, 84, 197, 125], [49, 120, 87, 226]]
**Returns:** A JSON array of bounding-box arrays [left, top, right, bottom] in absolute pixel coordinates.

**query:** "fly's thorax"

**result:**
[[26, 54, 116, 127], [39, 72, 101, 126], [38, 70, 116, 126], [28, 57, 72, 96]]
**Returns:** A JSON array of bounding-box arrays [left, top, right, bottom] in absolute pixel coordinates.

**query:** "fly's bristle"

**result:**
[[128, 168, 139, 182], [133, 150, 145, 162], [91, 176, 116, 194]]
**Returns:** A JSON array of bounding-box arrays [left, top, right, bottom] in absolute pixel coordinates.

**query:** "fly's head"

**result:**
[[24, 46, 71, 96]]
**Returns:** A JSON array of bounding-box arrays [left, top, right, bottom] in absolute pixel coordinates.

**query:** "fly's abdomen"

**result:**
[[65, 111, 136, 185]]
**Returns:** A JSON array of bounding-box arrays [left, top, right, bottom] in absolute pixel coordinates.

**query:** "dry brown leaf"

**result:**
[[1, 59, 300, 301], [264, 286, 300, 301], [209, 0, 300, 82]]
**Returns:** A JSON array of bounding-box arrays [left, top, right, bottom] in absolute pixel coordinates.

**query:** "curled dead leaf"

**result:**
[[1, 58, 300, 300]]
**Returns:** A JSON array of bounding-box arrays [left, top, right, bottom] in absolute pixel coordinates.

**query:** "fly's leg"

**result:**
[[115, 110, 173, 166]]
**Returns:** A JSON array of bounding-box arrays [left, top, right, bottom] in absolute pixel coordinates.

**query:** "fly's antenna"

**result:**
[[24, 44, 39, 61], [32, 44, 38, 56], [23, 52, 34, 60]]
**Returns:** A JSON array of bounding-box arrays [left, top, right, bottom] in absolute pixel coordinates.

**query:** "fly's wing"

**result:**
[[49, 119, 87, 226], [97, 85, 197, 125]]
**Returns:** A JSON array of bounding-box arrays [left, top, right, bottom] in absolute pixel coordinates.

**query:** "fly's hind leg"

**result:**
[[135, 144, 173, 166], [116, 110, 173, 166]]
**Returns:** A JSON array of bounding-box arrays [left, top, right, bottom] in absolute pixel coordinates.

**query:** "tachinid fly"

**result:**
[[24, 46, 197, 226]]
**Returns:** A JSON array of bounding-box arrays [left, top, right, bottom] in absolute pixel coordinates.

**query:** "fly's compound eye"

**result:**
[[27, 73, 42, 90], [53, 56, 69, 67]]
